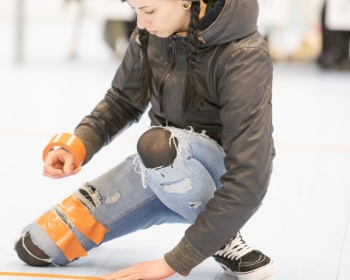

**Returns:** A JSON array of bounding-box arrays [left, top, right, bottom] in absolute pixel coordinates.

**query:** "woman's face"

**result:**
[[127, 0, 192, 38]]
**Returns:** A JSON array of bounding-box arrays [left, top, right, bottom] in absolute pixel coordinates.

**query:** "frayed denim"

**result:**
[[20, 126, 226, 265]]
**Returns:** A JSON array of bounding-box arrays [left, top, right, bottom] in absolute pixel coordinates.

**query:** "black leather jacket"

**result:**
[[75, 0, 275, 275]]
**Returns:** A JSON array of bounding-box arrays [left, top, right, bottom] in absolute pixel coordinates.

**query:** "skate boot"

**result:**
[[214, 232, 275, 280]]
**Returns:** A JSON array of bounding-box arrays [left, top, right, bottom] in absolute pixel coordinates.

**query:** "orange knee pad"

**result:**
[[37, 195, 109, 261]]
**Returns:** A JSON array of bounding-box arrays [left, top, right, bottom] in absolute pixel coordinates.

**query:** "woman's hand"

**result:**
[[43, 148, 81, 179], [101, 259, 176, 280]]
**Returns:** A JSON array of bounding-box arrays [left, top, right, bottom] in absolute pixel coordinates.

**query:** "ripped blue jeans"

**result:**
[[21, 127, 226, 265]]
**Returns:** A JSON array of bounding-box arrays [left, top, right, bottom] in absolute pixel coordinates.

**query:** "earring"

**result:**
[[182, 1, 192, 10]]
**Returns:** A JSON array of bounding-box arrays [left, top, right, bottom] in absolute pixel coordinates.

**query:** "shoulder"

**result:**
[[213, 32, 272, 71]]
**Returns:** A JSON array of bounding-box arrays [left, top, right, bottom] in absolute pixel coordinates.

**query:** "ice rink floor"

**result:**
[[0, 19, 350, 280]]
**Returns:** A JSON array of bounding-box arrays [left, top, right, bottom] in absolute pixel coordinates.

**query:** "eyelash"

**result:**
[[144, 10, 154, 15]]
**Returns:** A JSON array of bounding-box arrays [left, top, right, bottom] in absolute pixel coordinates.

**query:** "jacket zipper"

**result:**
[[159, 36, 178, 120]]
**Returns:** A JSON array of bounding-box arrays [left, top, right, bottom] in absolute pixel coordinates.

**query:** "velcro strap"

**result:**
[[37, 211, 87, 261], [59, 195, 109, 245]]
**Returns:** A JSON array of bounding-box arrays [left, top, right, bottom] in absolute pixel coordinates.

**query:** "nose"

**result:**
[[136, 14, 148, 30]]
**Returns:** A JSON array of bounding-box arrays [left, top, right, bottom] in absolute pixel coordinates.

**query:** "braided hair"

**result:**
[[137, 28, 153, 106], [184, 0, 219, 110], [183, 1, 201, 110], [203, 0, 216, 11]]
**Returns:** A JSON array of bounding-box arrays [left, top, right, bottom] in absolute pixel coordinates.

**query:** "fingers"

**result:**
[[43, 149, 81, 179], [101, 266, 141, 280], [100, 260, 175, 280], [43, 164, 80, 179], [101, 272, 137, 280], [101, 272, 140, 280], [43, 163, 64, 179], [62, 154, 76, 174]]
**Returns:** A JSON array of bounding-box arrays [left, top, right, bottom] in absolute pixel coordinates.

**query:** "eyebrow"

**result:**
[[126, 2, 150, 10]]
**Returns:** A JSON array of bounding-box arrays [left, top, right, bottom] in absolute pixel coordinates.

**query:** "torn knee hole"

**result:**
[[188, 201, 203, 209], [161, 178, 192, 194], [55, 208, 73, 229], [137, 128, 179, 168], [76, 184, 121, 205], [74, 184, 102, 211]]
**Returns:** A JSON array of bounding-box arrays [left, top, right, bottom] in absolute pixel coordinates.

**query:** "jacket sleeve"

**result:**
[[74, 34, 148, 164], [165, 46, 275, 276]]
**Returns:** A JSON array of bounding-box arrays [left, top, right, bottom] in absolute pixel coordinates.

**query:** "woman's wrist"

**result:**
[[43, 133, 86, 167], [164, 236, 207, 276], [74, 125, 104, 165]]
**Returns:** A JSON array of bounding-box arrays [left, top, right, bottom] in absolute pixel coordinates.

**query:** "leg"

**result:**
[[136, 127, 226, 223], [15, 155, 187, 266], [15, 232, 51, 266], [136, 127, 275, 279]]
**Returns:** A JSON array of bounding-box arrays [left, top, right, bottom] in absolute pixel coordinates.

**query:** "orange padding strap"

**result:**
[[43, 133, 86, 167], [0, 271, 101, 279], [59, 195, 109, 245], [37, 211, 88, 261]]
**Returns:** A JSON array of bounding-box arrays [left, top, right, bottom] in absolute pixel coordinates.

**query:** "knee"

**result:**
[[137, 128, 178, 168], [15, 232, 51, 267]]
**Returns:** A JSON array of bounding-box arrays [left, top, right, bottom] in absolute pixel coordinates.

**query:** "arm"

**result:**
[[165, 45, 275, 275], [43, 33, 148, 177], [75, 34, 148, 164]]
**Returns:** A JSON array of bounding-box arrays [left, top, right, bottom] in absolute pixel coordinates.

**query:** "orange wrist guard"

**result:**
[[43, 133, 86, 167]]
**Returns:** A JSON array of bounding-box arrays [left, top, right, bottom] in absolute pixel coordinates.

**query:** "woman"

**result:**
[[15, 0, 276, 279]]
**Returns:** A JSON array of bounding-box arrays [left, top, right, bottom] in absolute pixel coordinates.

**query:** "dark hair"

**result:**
[[183, 1, 201, 110], [183, 0, 219, 109], [138, 28, 153, 106], [122, 0, 217, 110], [120, 0, 152, 106]]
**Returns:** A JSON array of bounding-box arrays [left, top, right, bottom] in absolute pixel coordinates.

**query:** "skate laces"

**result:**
[[215, 232, 253, 260]]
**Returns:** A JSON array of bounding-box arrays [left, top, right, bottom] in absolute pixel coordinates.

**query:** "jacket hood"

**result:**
[[199, 0, 259, 46]]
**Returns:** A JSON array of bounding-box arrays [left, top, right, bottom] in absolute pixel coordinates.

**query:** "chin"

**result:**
[[154, 31, 172, 38]]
